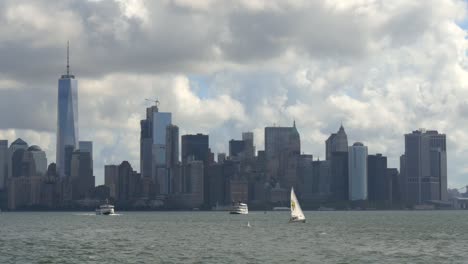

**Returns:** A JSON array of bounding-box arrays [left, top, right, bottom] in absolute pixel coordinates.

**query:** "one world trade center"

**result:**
[[56, 43, 78, 177]]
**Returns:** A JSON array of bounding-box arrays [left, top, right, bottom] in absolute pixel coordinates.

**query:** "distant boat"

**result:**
[[289, 188, 306, 223], [230, 202, 248, 214], [273, 206, 290, 211], [96, 199, 115, 215]]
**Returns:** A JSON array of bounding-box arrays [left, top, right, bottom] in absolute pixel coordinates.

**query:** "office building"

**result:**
[[140, 102, 172, 196], [403, 129, 447, 204], [22, 146, 47, 177], [242, 132, 255, 159], [105, 161, 140, 204], [79, 141, 93, 167], [229, 139, 245, 158], [0, 140, 8, 190], [326, 125, 348, 160], [330, 151, 348, 201], [264, 122, 300, 190], [70, 150, 94, 200], [181, 134, 209, 164], [348, 142, 368, 201], [165, 125, 179, 194], [367, 154, 389, 202], [9, 138, 28, 178]]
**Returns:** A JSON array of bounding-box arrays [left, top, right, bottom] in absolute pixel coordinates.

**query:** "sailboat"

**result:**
[[289, 187, 306, 223]]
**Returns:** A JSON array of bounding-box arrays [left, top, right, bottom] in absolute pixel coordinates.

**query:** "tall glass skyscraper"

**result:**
[[348, 142, 368, 201], [140, 102, 172, 194], [56, 44, 79, 177]]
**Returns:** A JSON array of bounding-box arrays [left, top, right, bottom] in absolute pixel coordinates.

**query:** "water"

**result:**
[[1, 211, 468, 263]]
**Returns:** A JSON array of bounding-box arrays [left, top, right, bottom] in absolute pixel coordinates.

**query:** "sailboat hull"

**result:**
[[289, 219, 306, 223]]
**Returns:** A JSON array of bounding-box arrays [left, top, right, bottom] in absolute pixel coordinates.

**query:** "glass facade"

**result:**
[[152, 112, 172, 166], [56, 77, 79, 177], [348, 142, 368, 201]]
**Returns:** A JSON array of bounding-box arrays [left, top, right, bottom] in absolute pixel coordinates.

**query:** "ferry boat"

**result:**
[[229, 202, 248, 214], [96, 200, 115, 215], [273, 206, 290, 211]]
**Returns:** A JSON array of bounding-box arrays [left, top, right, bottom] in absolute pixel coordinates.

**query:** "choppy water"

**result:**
[[1, 211, 468, 263]]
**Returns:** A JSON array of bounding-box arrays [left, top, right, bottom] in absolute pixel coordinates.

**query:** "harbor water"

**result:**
[[0, 211, 467, 263]]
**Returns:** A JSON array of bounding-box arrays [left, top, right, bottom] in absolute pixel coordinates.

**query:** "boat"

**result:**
[[229, 202, 248, 214], [289, 187, 306, 223], [273, 206, 290, 211], [95, 199, 115, 215]]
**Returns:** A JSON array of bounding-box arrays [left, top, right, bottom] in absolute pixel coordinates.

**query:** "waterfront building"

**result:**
[[9, 138, 28, 178], [104, 165, 119, 200], [173, 159, 204, 208], [242, 132, 255, 160], [303, 158, 331, 203], [217, 153, 226, 164], [367, 154, 389, 202], [387, 168, 400, 204], [105, 161, 140, 204], [181, 133, 210, 205], [330, 151, 348, 201], [348, 142, 368, 201], [403, 129, 447, 205], [140, 101, 172, 195], [326, 125, 348, 160], [0, 140, 8, 190], [264, 122, 300, 191], [56, 44, 79, 177], [70, 150, 94, 200], [7, 144, 49, 209], [229, 139, 245, 159], [181, 134, 209, 164], [165, 125, 179, 194], [79, 141, 93, 167], [22, 146, 47, 177]]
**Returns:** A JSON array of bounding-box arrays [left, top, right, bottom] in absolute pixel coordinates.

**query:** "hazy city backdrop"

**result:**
[[0, 1, 467, 210]]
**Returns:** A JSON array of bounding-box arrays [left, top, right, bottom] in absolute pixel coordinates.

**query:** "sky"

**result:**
[[0, 0, 466, 187]]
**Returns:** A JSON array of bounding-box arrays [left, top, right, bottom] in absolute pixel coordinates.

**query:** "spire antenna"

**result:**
[[67, 41, 70, 75]]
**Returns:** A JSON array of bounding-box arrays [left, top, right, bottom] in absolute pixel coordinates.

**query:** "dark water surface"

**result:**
[[1, 211, 467, 263]]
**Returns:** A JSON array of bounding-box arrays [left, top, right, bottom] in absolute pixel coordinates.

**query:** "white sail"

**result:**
[[290, 187, 306, 223]]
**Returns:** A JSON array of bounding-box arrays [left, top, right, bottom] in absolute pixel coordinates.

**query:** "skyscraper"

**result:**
[[348, 142, 368, 201], [165, 125, 179, 193], [264, 122, 300, 189], [242, 132, 255, 159], [70, 149, 94, 200], [79, 141, 93, 168], [23, 146, 48, 177], [229, 139, 245, 158], [0, 140, 8, 190], [140, 102, 172, 194], [403, 129, 447, 204], [56, 43, 79, 177], [326, 125, 348, 160], [367, 154, 389, 202], [9, 138, 28, 178], [181, 134, 210, 164]]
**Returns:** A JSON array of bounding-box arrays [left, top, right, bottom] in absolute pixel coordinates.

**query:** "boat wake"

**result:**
[[73, 213, 122, 216]]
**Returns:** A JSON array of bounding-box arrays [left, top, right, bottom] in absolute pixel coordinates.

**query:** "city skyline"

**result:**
[[0, 0, 466, 188]]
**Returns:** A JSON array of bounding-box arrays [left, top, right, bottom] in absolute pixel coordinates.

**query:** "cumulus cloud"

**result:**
[[0, 0, 466, 187]]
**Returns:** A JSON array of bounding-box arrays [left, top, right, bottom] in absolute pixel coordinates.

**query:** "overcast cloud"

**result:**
[[0, 0, 466, 187]]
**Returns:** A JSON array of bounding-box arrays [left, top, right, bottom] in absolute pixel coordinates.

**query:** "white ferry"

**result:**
[[96, 200, 115, 215], [229, 202, 248, 215]]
